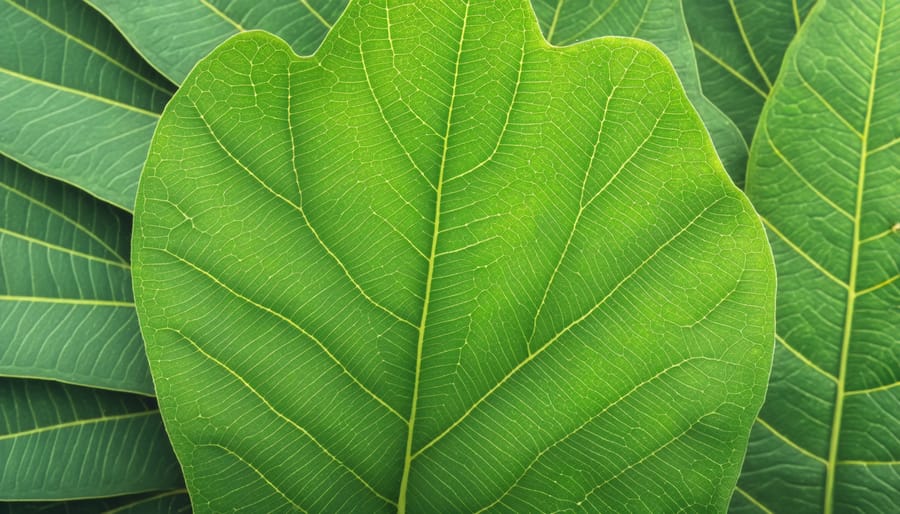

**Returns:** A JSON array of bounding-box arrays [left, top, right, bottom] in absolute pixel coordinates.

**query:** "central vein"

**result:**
[[396, 4, 470, 512]]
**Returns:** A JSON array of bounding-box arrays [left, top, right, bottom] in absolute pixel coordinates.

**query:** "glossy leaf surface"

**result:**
[[87, 0, 348, 84], [683, 0, 817, 145], [739, 0, 899, 512], [134, 0, 775, 511], [531, 0, 747, 184], [0, 156, 152, 395], [0, 378, 180, 500], [0, 0, 174, 210]]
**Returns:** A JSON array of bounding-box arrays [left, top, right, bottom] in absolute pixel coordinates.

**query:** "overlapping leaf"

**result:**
[[0, 0, 175, 210], [0, 156, 152, 395], [133, 0, 775, 511], [0, 378, 181, 500], [87, 0, 349, 84], [683, 0, 818, 145], [0, 489, 190, 514], [531, 0, 747, 184], [737, 0, 899, 512]]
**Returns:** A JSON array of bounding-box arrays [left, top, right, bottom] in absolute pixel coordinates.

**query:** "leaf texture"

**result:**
[[0, 378, 181, 500], [0, 0, 175, 211], [531, 0, 748, 184], [683, 0, 818, 146], [738, 0, 899, 512], [87, 0, 349, 84], [0, 155, 152, 395], [0, 490, 190, 514], [133, 0, 776, 511]]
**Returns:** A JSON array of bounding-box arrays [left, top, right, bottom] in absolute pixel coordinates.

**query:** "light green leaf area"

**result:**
[[684, 0, 817, 145], [87, 0, 349, 85], [739, 0, 899, 512], [0, 156, 152, 395], [134, 0, 775, 511], [0, 0, 175, 211], [0, 378, 181, 500], [531, 0, 748, 185], [0, 489, 190, 514]]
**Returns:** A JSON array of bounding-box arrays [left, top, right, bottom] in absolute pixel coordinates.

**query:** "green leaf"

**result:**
[[0, 155, 152, 395], [133, 1, 775, 511], [530, 0, 748, 185], [683, 0, 817, 145], [739, 0, 899, 512], [0, 378, 181, 500], [86, 0, 349, 84], [0, 0, 175, 210], [0, 489, 190, 514]]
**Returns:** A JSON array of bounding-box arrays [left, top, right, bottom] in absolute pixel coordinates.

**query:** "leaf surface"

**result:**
[[683, 0, 817, 145], [0, 156, 152, 395], [0, 378, 181, 500], [0, 490, 190, 514], [531, 0, 748, 184], [739, 0, 899, 512], [0, 0, 175, 210], [133, 0, 776, 511], [86, 0, 349, 84]]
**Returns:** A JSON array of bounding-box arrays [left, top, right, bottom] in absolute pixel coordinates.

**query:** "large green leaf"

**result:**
[[86, 0, 349, 84], [739, 0, 899, 512], [683, 0, 817, 145], [530, 0, 748, 184], [0, 155, 152, 395], [0, 378, 181, 500], [0, 489, 190, 514], [133, 0, 775, 511], [0, 0, 175, 211]]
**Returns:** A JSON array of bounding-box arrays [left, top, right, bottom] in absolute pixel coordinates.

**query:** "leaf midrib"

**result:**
[[397, 3, 471, 512], [823, 2, 885, 512]]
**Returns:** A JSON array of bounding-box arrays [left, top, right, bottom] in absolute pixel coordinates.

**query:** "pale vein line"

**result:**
[[448, 36, 526, 183], [0, 180, 127, 263], [735, 486, 774, 513], [475, 357, 716, 512], [0, 68, 160, 118], [760, 216, 849, 289], [859, 225, 898, 245], [558, 0, 622, 46], [845, 380, 898, 396], [414, 199, 724, 459], [168, 328, 396, 507], [358, 45, 436, 191], [101, 489, 189, 514], [191, 102, 416, 328], [575, 413, 717, 507], [4, 0, 172, 95], [825, 5, 884, 512], [855, 274, 898, 297], [837, 460, 900, 466], [0, 410, 155, 441], [201, 443, 309, 512], [795, 73, 863, 138], [756, 417, 827, 465], [161, 249, 405, 422], [0, 296, 133, 307], [545, 0, 564, 42], [398, 4, 469, 512], [297, 0, 332, 29], [776, 334, 838, 383], [0, 227, 130, 269], [729, 0, 772, 89], [692, 42, 768, 99], [763, 125, 854, 220], [867, 136, 899, 155], [198, 0, 244, 31], [792, 0, 802, 30]]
